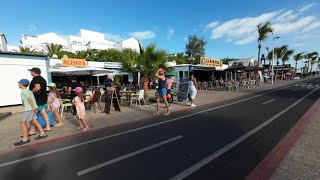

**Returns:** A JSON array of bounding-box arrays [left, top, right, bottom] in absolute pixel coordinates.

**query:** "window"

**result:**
[[179, 71, 183, 79], [184, 71, 189, 79], [73, 41, 82, 46]]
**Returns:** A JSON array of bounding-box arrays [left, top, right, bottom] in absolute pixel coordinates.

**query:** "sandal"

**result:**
[[35, 133, 48, 140], [14, 139, 30, 146]]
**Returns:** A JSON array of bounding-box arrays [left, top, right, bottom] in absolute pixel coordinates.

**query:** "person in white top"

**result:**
[[47, 83, 63, 126], [188, 72, 198, 107]]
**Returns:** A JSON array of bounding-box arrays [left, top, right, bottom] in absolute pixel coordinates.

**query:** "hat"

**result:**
[[159, 68, 166, 73], [47, 83, 56, 87], [18, 79, 30, 85], [28, 67, 41, 74], [75, 87, 83, 93]]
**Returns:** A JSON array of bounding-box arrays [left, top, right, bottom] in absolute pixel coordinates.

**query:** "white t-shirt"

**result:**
[[48, 92, 61, 108]]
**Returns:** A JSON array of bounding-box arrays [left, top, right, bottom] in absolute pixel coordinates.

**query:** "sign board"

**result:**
[[128, 74, 133, 82], [200, 57, 222, 67], [62, 58, 87, 67], [104, 89, 121, 114], [177, 78, 188, 101]]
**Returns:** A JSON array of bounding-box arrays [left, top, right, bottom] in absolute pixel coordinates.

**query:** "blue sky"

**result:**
[[1, 0, 320, 68]]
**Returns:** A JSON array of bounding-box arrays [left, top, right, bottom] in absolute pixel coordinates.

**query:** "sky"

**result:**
[[1, 0, 320, 69]]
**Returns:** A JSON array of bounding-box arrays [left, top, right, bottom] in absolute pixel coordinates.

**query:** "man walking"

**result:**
[[28, 67, 51, 133]]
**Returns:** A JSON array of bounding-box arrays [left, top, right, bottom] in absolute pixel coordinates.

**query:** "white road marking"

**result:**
[[0, 85, 290, 168], [294, 87, 304, 91], [262, 99, 275, 105], [315, 85, 320, 87], [77, 135, 183, 176], [169, 88, 319, 180]]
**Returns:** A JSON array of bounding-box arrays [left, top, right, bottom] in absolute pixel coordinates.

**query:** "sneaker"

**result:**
[[187, 102, 191, 106], [35, 133, 48, 140], [14, 139, 30, 146], [191, 104, 197, 107]]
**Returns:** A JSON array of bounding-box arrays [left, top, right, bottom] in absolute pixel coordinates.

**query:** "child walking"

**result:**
[[47, 83, 63, 126], [15, 79, 48, 146], [72, 87, 89, 131]]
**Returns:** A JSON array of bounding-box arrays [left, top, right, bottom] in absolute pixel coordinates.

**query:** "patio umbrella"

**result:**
[[49, 67, 115, 85]]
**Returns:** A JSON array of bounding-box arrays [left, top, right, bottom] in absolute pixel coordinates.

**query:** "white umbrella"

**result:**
[[49, 67, 115, 85]]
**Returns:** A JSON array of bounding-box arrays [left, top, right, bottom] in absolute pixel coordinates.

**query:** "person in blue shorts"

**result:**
[[154, 68, 170, 116]]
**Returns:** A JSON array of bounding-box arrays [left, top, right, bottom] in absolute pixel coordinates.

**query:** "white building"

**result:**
[[228, 57, 257, 67], [114, 38, 140, 52], [20, 29, 140, 53], [0, 34, 8, 51], [21, 32, 68, 52]]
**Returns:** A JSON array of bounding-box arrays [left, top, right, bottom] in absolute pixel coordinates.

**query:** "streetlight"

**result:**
[[271, 34, 280, 84]]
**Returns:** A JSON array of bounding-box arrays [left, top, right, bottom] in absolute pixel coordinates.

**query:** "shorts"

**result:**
[[22, 111, 38, 122], [38, 104, 47, 111], [157, 88, 167, 97], [167, 89, 171, 94]]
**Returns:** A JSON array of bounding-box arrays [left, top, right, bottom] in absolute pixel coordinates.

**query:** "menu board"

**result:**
[[177, 78, 188, 101], [104, 89, 121, 114]]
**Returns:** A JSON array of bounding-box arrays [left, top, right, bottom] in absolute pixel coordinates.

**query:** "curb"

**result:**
[[245, 97, 320, 180], [0, 112, 12, 121]]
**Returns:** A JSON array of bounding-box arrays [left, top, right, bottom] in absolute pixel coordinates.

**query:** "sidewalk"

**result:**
[[0, 78, 311, 156]]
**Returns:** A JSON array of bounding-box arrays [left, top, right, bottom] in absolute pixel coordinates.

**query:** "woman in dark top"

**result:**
[[154, 68, 170, 116]]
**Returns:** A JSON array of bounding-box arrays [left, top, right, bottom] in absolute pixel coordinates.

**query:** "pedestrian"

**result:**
[[188, 72, 198, 107], [104, 76, 113, 87], [15, 79, 48, 146], [47, 83, 63, 126], [72, 87, 89, 131], [154, 68, 170, 116], [164, 76, 175, 109], [28, 67, 51, 133], [68, 77, 82, 115]]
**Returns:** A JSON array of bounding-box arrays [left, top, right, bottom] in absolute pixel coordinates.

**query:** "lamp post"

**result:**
[[271, 35, 280, 84]]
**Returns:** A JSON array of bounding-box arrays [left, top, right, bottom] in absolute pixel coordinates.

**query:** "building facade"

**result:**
[[19, 29, 140, 54], [0, 34, 8, 51]]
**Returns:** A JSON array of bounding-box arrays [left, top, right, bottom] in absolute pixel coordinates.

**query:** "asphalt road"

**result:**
[[0, 78, 319, 180]]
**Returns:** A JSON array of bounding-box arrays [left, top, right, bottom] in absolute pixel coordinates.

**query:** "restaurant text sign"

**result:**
[[62, 58, 87, 67], [200, 57, 222, 67]]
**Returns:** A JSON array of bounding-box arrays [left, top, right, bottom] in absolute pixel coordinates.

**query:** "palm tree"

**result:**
[[281, 48, 294, 80], [19, 46, 36, 54], [42, 43, 63, 57], [305, 52, 318, 73], [274, 45, 288, 81], [121, 44, 167, 103], [293, 53, 304, 73], [310, 52, 319, 72], [257, 21, 273, 66]]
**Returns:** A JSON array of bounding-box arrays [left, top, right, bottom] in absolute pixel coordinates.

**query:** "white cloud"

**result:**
[[205, 21, 219, 30], [303, 21, 320, 32], [167, 28, 175, 40], [299, 3, 315, 12], [105, 33, 124, 42], [207, 4, 320, 45], [129, 31, 156, 40]]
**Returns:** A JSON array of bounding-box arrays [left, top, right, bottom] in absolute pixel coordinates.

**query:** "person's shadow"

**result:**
[[2, 149, 48, 180]]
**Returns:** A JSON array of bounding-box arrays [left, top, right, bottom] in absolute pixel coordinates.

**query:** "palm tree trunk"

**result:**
[[275, 61, 279, 82], [257, 42, 262, 66], [295, 61, 297, 74], [143, 74, 150, 104], [281, 63, 285, 80]]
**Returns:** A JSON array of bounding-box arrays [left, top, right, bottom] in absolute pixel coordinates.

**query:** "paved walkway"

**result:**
[[0, 77, 318, 179]]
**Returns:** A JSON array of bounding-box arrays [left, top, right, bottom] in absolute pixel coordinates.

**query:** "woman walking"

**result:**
[[154, 68, 170, 116], [188, 72, 198, 107], [47, 83, 63, 126]]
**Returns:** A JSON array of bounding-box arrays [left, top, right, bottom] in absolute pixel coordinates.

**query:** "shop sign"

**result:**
[[62, 58, 87, 67], [200, 57, 222, 67]]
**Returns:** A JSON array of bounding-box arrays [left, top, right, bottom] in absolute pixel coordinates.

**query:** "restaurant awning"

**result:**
[[48, 67, 115, 75]]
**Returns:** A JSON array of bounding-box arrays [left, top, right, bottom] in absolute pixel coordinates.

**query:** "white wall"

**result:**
[[37, 33, 68, 51], [0, 55, 49, 106], [80, 29, 105, 45], [68, 35, 86, 52], [0, 35, 8, 51], [115, 38, 140, 52], [21, 35, 38, 50], [87, 41, 115, 50]]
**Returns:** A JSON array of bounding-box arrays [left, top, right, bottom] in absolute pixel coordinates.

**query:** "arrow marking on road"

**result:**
[[0, 85, 290, 169], [262, 99, 275, 105], [77, 135, 183, 176], [170, 88, 319, 180]]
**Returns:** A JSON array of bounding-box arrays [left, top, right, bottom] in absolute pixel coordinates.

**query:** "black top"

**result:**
[[29, 76, 47, 105], [158, 79, 166, 90], [69, 82, 82, 98]]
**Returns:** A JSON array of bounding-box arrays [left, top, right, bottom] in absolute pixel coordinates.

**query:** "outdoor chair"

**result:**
[[198, 82, 202, 90], [208, 81, 213, 89], [91, 91, 102, 113], [233, 82, 240, 91], [130, 90, 146, 107], [60, 102, 73, 118], [224, 82, 232, 91], [202, 82, 209, 90]]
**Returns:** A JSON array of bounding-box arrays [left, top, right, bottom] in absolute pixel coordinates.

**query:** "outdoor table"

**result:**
[[119, 90, 136, 106]]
